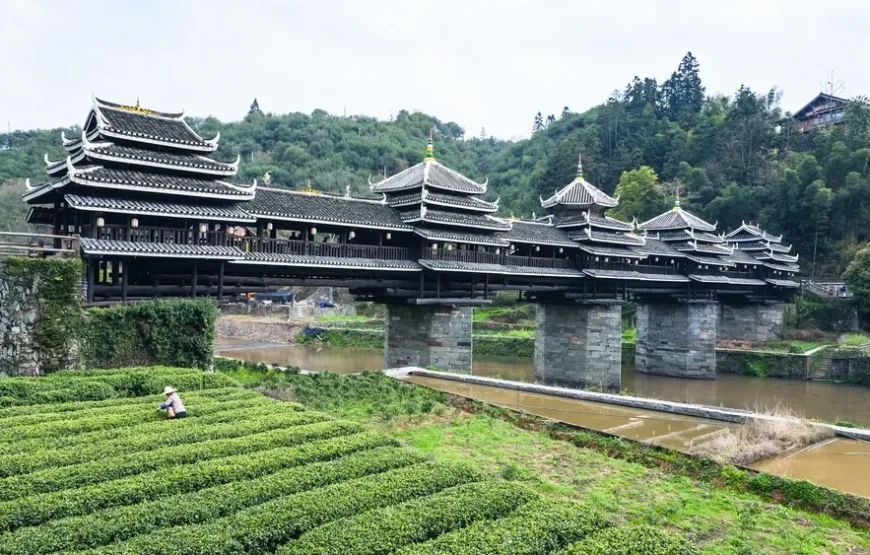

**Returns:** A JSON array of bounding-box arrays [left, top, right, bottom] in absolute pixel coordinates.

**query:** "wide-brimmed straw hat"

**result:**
[[163, 386, 177, 395]]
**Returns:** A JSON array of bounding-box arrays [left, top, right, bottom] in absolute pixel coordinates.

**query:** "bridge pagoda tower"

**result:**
[[633, 199, 729, 379], [718, 222, 801, 342], [531, 155, 639, 391], [371, 130, 509, 373]]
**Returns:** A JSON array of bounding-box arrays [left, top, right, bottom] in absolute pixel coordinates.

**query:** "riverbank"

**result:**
[[216, 314, 870, 385], [214, 361, 870, 553]]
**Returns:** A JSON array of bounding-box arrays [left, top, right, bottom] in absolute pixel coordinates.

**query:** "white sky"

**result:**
[[1, 0, 867, 140]]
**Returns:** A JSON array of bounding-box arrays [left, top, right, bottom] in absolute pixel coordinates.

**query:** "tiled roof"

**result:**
[[582, 269, 689, 282], [631, 238, 684, 258], [570, 229, 645, 246], [415, 228, 509, 247], [725, 248, 761, 265], [84, 143, 237, 176], [68, 165, 255, 199], [499, 221, 577, 247], [372, 160, 486, 194], [756, 252, 800, 263], [579, 245, 647, 259], [419, 259, 506, 273], [691, 231, 726, 244], [95, 103, 214, 150], [419, 259, 583, 277], [671, 241, 732, 255], [246, 188, 411, 231], [541, 178, 618, 209], [766, 278, 800, 288], [638, 207, 717, 232], [235, 253, 421, 271], [422, 209, 511, 231], [387, 191, 498, 212], [763, 262, 800, 273], [685, 254, 736, 267], [502, 265, 584, 277], [25, 206, 54, 225], [768, 243, 793, 253], [688, 275, 766, 286], [79, 238, 244, 259], [555, 214, 633, 231], [65, 194, 255, 222]]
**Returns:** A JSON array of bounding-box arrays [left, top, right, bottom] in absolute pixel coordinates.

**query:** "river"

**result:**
[[215, 340, 870, 498], [216, 340, 870, 428]]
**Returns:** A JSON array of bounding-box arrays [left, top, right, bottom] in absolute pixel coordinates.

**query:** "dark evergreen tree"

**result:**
[[532, 112, 544, 134], [249, 98, 262, 115]]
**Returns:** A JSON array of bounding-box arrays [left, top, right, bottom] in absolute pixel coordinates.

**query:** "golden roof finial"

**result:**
[[300, 178, 321, 195], [424, 127, 435, 162]]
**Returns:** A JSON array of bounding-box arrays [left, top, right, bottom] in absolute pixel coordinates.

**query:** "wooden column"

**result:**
[[217, 261, 225, 301], [53, 200, 62, 249], [121, 261, 128, 303], [191, 261, 198, 298], [86, 257, 95, 304]]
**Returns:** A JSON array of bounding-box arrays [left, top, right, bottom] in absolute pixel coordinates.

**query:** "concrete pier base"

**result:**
[[384, 304, 473, 373], [636, 301, 716, 379], [533, 301, 623, 391], [717, 302, 784, 343]]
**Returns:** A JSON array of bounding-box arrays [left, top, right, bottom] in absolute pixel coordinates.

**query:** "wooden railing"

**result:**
[[0, 231, 79, 259]]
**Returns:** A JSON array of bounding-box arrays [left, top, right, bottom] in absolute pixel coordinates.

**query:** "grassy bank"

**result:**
[[217, 361, 870, 554]]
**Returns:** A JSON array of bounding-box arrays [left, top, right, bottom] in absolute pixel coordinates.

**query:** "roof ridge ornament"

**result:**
[[673, 185, 681, 210], [204, 131, 221, 147], [25, 178, 35, 191], [576, 153, 583, 180], [300, 178, 320, 195], [61, 131, 76, 146], [424, 127, 435, 163]]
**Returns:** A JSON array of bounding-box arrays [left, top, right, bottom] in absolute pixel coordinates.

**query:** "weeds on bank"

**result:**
[[689, 405, 834, 465]]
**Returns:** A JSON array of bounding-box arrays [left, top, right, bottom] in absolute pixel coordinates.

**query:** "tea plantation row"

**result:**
[[0, 369, 695, 554]]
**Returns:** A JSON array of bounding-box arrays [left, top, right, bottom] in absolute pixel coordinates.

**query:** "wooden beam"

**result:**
[[408, 298, 492, 306]]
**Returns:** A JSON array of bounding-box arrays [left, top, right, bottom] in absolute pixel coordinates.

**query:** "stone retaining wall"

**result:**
[[0, 265, 40, 376], [216, 317, 304, 344], [718, 303, 784, 342]]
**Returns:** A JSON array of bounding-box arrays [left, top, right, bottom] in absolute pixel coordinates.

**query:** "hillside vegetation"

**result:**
[[5, 53, 870, 275]]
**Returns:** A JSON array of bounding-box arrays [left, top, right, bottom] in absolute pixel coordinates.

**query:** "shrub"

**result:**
[[392, 497, 612, 555], [278, 481, 537, 555], [0, 419, 359, 500], [0, 431, 397, 532], [87, 461, 485, 555], [0, 405, 318, 478], [557, 525, 698, 555], [0, 394, 272, 444], [0, 385, 245, 419], [83, 298, 218, 370], [0, 446, 425, 555], [0, 395, 282, 457]]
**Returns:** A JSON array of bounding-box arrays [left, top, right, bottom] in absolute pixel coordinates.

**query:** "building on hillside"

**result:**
[[724, 222, 800, 288], [793, 92, 847, 133]]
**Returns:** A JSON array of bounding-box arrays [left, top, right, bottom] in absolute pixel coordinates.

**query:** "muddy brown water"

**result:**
[[216, 340, 870, 428], [216, 341, 870, 498]]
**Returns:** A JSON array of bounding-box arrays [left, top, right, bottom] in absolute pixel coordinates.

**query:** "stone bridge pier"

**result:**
[[635, 301, 716, 379], [717, 302, 785, 343], [533, 301, 623, 392], [384, 304, 473, 373]]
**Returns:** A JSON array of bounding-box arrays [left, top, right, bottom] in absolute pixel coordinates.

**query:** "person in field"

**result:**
[[159, 386, 187, 419]]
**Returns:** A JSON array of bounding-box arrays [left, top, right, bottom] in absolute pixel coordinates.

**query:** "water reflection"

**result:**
[[215, 341, 870, 428]]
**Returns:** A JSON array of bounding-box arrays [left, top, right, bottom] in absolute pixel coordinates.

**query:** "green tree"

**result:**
[[844, 96, 870, 149], [609, 166, 668, 221], [843, 248, 870, 313]]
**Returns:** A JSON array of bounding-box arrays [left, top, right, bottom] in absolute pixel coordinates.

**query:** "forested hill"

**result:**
[[4, 52, 870, 275]]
